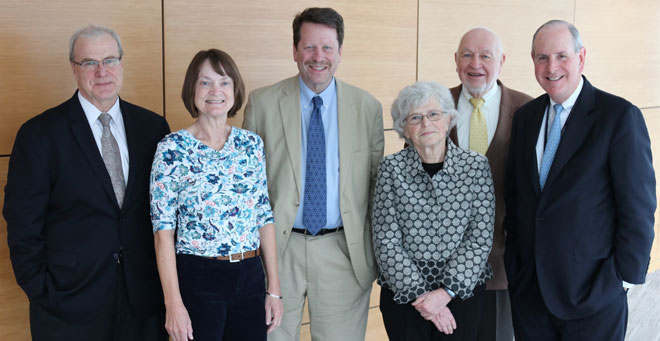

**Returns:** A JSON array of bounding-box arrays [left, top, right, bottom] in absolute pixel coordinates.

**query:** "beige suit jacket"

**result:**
[[243, 76, 384, 289]]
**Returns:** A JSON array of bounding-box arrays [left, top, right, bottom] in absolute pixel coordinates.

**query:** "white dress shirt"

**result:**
[[79, 92, 129, 185], [456, 84, 502, 150], [535, 78, 584, 173]]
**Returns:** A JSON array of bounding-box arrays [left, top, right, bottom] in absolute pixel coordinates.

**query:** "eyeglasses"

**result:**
[[72, 56, 122, 70], [404, 111, 445, 125]]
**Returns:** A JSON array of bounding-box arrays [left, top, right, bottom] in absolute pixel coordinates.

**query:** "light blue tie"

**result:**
[[303, 96, 326, 235], [539, 104, 564, 190]]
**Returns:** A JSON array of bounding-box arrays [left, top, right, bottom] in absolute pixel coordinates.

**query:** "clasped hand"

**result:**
[[412, 289, 457, 334]]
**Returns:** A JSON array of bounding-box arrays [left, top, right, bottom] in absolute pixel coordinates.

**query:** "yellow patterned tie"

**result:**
[[469, 97, 488, 154]]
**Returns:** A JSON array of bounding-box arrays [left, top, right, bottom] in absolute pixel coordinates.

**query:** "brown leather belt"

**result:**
[[291, 226, 344, 236], [202, 249, 260, 262]]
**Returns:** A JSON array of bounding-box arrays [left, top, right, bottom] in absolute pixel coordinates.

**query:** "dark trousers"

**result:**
[[177, 254, 266, 341], [476, 289, 514, 341], [380, 284, 486, 341], [29, 265, 167, 341], [509, 272, 628, 341]]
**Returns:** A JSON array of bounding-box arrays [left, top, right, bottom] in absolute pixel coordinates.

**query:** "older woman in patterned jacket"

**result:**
[[373, 81, 494, 340]]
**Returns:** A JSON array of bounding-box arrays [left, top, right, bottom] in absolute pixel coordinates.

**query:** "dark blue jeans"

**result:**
[[177, 254, 266, 341]]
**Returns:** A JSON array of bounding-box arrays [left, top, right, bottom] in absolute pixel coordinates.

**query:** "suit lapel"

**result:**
[[336, 79, 355, 195], [279, 78, 303, 195], [525, 96, 549, 196], [67, 92, 119, 208], [448, 85, 461, 146], [542, 78, 596, 191], [120, 98, 137, 211], [486, 81, 514, 161]]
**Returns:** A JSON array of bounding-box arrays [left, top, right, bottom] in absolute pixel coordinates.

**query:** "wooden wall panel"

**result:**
[[0, 0, 164, 156], [163, 0, 418, 132], [384, 129, 404, 156], [0, 0, 659, 339], [643, 108, 660, 273], [576, 0, 660, 109], [418, 0, 574, 99], [0, 157, 30, 339]]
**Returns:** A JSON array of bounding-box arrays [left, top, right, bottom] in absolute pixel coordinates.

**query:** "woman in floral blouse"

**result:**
[[150, 49, 282, 341], [373, 81, 494, 340]]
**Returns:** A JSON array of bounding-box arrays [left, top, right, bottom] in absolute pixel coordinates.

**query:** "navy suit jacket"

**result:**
[[503, 77, 655, 320], [3, 92, 170, 322]]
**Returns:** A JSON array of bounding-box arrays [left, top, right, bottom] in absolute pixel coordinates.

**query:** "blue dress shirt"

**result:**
[[293, 76, 342, 229]]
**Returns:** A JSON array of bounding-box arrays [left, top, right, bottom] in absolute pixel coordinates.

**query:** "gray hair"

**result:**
[[69, 25, 123, 62], [391, 81, 458, 144], [532, 20, 583, 55]]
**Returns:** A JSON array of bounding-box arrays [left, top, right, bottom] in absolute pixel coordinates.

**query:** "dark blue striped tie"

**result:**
[[303, 96, 326, 235]]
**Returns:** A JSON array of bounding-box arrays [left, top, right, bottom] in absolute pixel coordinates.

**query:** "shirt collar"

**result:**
[[460, 81, 499, 103], [406, 138, 460, 180], [298, 75, 336, 109], [549, 77, 584, 113], [78, 91, 121, 126]]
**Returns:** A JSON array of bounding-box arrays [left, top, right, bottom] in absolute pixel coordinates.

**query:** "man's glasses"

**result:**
[[72, 56, 122, 71]]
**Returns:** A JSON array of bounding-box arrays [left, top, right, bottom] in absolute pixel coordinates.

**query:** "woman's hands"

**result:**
[[155, 230, 193, 340], [431, 307, 457, 334], [260, 224, 283, 334], [165, 302, 194, 341], [412, 289, 457, 334], [265, 294, 284, 333]]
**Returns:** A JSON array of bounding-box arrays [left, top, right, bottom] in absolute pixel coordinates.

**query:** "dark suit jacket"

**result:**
[[503, 77, 655, 320], [3, 92, 170, 322], [449, 80, 532, 290]]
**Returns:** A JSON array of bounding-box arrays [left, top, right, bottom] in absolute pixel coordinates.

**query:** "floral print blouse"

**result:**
[[150, 128, 274, 257], [373, 139, 494, 304]]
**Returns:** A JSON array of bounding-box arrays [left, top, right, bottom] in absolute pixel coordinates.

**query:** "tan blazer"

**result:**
[[243, 76, 384, 289], [449, 80, 532, 290]]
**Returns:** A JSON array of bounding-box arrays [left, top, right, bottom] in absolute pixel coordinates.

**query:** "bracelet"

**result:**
[[266, 291, 283, 299], [443, 287, 456, 300]]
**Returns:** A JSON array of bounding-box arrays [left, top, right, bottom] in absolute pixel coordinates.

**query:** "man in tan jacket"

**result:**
[[243, 7, 384, 341]]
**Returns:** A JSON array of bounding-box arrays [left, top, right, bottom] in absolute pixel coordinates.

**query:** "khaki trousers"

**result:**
[[268, 230, 371, 341]]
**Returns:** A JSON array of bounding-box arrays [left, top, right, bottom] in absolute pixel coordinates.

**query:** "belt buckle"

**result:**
[[229, 251, 244, 263]]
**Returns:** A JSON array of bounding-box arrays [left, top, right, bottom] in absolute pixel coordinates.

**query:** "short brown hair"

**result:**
[[293, 7, 344, 49], [181, 49, 245, 118]]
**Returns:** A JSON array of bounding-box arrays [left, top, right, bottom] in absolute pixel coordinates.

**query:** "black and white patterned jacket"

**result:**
[[373, 139, 494, 304]]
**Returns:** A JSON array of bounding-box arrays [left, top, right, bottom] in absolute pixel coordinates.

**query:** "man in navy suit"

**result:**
[[504, 20, 655, 340], [3, 25, 169, 340]]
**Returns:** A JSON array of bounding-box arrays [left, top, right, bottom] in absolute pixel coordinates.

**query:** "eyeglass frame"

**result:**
[[71, 56, 123, 70], [403, 111, 447, 126]]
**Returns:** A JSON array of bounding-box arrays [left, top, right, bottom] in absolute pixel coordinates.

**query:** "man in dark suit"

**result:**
[[450, 27, 532, 341], [504, 20, 655, 340], [3, 25, 170, 340]]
